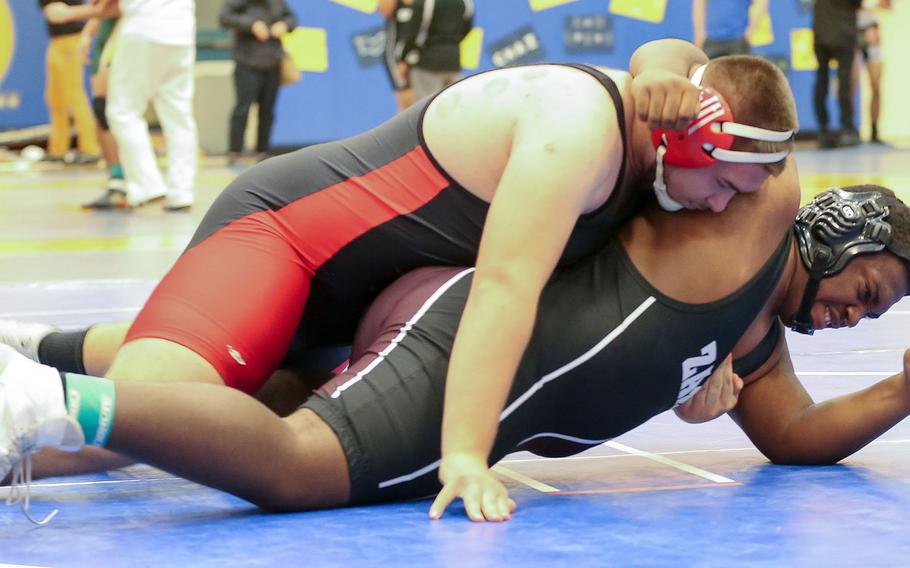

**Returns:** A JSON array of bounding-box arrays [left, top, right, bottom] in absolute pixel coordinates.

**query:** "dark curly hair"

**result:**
[[842, 184, 910, 292]]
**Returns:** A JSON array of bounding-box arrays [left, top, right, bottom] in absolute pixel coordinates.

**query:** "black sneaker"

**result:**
[[838, 128, 861, 148], [818, 131, 838, 149], [67, 152, 101, 165], [82, 188, 129, 209]]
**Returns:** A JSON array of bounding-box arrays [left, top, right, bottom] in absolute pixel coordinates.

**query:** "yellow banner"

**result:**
[[790, 28, 817, 71], [460, 27, 483, 70], [282, 28, 329, 73], [529, 0, 580, 11], [329, 0, 378, 14], [748, 10, 773, 47], [609, 0, 666, 24]]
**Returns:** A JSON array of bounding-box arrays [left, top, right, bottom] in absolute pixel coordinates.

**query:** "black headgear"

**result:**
[[790, 187, 910, 335]]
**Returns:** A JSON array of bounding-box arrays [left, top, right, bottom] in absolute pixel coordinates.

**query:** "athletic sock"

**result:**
[[109, 163, 124, 179], [63, 373, 116, 447], [38, 329, 89, 374]]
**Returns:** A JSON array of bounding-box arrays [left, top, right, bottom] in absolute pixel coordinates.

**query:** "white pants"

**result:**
[[107, 35, 198, 202]]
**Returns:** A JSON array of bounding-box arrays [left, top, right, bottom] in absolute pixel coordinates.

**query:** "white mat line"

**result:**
[[502, 446, 758, 464], [0, 476, 181, 493], [491, 464, 560, 493], [13, 440, 910, 493], [0, 307, 142, 318], [793, 348, 905, 355], [604, 441, 736, 483], [503, 437, 910, 465], [797, 371, 895, 376]]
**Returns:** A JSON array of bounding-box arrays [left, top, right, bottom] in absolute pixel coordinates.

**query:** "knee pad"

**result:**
[[92, 97, 109, 130]]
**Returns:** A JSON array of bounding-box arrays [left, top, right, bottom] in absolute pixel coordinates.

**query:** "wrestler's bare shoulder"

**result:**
[[423, 64, 631, 202]]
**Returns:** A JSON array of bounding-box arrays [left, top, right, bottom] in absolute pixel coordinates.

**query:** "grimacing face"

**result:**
[[788, 251, 909, 331], [664, 162, 770, 213]]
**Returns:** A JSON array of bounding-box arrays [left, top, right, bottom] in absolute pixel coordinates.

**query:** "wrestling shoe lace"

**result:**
[[4, 443, 57, 525]]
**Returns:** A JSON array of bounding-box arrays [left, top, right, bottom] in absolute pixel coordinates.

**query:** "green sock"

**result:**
[[109, 164, 124, 179], [63, 373, 116, 447]]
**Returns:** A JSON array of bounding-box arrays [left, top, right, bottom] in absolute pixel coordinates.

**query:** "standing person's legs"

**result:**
[[228, 63, 258, 159], [56, 34, 100, 158], [256, 66, 281, 159], [106, 35, 168, 205], [834, 42, 858, 145], [864, 25, 884, 142], [44, 37, 71, 159], [151, 43, 198, 209], [813, 41, 833, 146], [703, 37, 751, 58]]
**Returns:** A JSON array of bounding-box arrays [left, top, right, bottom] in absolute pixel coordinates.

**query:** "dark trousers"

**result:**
[[813, 40, 856, 131], [229, 62, 281, 154], [703, 37, 750, 59]]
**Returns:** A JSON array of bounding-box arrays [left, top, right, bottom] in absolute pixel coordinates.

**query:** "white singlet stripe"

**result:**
[[378, 296, 657, 489], [516, 431, 611, 447], [499, 296, 657, 421], [330, 267, 475, 399]]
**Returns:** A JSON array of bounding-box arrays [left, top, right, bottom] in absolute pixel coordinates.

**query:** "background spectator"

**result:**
[[220, 0, 297, 166], [390, 0, 473, 102], [692, 0, 768, 58], [379, 0, 415, 114], [100, 0, 199, 210], [813, 0, 863, 149], [37, 0, 101, 164]]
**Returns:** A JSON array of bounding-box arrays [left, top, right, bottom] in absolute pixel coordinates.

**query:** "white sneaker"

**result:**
[[163, 191, 193, 212], [0, 319, 57, 362], [0, 345, 84, 524]]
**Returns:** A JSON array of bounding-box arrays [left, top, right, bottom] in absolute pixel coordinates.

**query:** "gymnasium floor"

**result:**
[[2, 144, 910, 566]]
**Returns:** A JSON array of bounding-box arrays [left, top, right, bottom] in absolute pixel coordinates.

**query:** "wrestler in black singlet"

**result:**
[[304, 232, 793, 504]]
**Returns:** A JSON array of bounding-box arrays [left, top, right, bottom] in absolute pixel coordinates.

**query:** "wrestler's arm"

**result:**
[[731, 336, 910, 464], [628, 39, 708, 131], [430, 89, 623, 523]]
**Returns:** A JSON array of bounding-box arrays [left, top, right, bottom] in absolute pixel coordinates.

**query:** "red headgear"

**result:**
[[650, 64, 795, 211], [651, 65, 794, 169]]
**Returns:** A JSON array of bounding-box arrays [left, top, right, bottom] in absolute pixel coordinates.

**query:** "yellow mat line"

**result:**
[[0, 235, 190, 254]]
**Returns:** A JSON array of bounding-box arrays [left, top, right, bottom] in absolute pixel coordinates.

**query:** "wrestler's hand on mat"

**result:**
[[674, 354, 743, 424], [430, 453, 516, 522], [630, 69, 701, 132]]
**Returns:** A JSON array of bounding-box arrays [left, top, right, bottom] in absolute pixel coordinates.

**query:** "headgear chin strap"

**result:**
[[651, 63, 795, 212], [790, 187, 902, 335]]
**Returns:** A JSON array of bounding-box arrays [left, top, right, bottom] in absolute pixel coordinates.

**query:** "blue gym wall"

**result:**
[[0, 0, 831, 147]]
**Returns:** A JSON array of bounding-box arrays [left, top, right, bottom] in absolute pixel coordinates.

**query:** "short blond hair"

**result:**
[[703, 56, 798, 176]]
